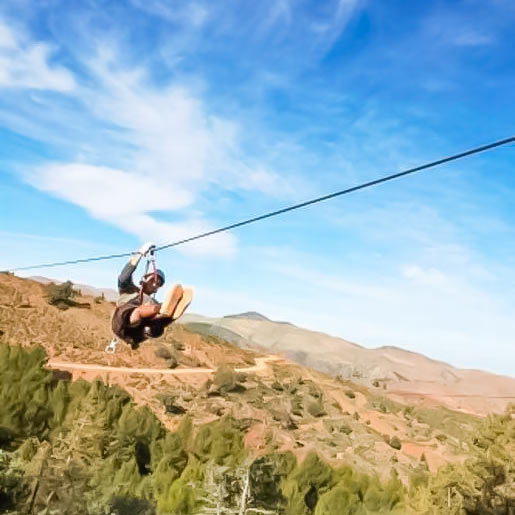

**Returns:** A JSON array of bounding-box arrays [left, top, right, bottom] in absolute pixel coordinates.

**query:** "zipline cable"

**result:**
[[9, 135, 515, 272]]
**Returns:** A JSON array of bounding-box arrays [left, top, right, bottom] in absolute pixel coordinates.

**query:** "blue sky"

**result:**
[[1, 0, 514, 375]]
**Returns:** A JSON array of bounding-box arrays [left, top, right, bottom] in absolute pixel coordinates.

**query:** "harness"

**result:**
[[138, 248, 158, 305]]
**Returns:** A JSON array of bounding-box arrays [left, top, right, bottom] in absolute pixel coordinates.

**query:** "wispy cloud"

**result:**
[[452, 29, 493, 47], [0, 15, 302, 256], [129, 0, 209, 27], [0, 20, 75, 91]]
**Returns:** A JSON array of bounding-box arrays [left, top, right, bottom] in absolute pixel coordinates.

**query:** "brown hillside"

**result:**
[[0, 273, 487, 482], [181, 313, 515, 415]]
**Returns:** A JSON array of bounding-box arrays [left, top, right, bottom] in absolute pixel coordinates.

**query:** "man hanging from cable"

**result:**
[[111, 242, 193, 349]]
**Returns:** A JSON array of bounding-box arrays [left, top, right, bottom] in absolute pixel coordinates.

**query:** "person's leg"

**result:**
[[129, 304, 161, 326], [171, 287, 193, 321], [159, 284, 184, 316], [112, 301, 146, 348]]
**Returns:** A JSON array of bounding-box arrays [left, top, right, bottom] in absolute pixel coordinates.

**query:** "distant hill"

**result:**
[[180, 313, 515, 415], [223, 311, 270, 321]]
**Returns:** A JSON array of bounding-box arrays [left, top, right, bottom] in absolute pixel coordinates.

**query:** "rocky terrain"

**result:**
[[181, 312, 515, 415], [0, 273, 496, 481], [1, 273, 513, 514]]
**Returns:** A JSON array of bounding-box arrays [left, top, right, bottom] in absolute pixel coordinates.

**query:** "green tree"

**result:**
[[282, 452, 335, 514]]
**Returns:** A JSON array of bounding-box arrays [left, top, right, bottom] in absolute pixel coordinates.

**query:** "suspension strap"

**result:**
[[138, 249, 158, 305]]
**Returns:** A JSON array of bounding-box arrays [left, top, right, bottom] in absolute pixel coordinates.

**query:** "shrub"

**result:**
[[340, 424, 352, 435], [272, 381, 284, 391], [344, 391, 355, 399], [290, 395, 304, 417], [166, 356, 178, 369], [155, 345, 172, 360], [110, 496, 155, 515], [307, 399, 327, 418], [213, 364, 236, 389], [210, 365, 245, 395], [389, 436, 402, 450], [44, 281, 79, 310]]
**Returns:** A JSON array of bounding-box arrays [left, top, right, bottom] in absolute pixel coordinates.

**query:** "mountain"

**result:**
[[179, 313, 515, 415], [224, 311, 270, 321]]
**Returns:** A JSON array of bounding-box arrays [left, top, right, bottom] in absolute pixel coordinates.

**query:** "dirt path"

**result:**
[[47, 355, 283, 376], [388, 390, 515, 399]]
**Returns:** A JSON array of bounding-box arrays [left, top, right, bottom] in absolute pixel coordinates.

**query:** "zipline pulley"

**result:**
[[105, 338, 119, 354]]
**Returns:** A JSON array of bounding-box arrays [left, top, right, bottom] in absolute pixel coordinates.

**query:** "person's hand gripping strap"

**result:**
[[139, 242, 156, 257], [130, 242, 156, 266]]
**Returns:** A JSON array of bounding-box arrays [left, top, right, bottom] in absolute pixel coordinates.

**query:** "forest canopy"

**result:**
[[0, 343, 513, 514]]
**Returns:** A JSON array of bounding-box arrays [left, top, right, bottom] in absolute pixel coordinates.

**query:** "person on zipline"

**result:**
[[112, 242, 193, 349]]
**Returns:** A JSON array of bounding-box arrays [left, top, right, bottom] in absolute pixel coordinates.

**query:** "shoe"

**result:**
[[171, 287, 193, 321], [160, 284, 183, 316]]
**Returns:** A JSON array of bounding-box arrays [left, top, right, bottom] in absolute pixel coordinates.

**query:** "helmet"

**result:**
[[143, 269, 165, 287], [155, 269, 165, 286]]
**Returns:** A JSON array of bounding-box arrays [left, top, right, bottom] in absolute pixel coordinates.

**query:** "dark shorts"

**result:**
[[112, 298, 172, 348]]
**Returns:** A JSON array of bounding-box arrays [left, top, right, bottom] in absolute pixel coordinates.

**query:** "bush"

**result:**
[[210, 365, 245, 395], [307, 399, 327, 418], [94, 293, 105, 304], [344, 391, 355, 399], [166, 356, 178, 369], [155, 345, 172, 360], [290, 395, 304, 417], [213, 364, 237, 389], [45, 281, 79, 310], [389, 436, 402, 450], [110, 496, 155, 515]]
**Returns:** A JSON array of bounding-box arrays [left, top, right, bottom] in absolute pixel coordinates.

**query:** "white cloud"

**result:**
[[111, 213, 236, 256], [0, 21, 16, 48], [32, 163, 193, 217], [31, 162, 235, 256], [0, 20, 75, 91], [2, 31, 301, 257], [402, 264, 448, 287]]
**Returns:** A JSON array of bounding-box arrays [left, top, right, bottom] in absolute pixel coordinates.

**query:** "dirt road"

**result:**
[[47, 355, 283, 376]]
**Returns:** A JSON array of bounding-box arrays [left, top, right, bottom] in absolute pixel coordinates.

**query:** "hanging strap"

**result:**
[[138, 249, 158, 305]]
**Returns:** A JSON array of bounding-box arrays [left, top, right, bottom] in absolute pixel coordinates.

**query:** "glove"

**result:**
[[138, 242, 156, 256]]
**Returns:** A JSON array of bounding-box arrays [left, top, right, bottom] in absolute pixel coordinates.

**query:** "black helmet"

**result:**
[[143, 269, 165, 286]]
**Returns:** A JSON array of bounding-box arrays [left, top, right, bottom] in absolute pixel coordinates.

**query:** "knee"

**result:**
[[129, 308, 143, 326]]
